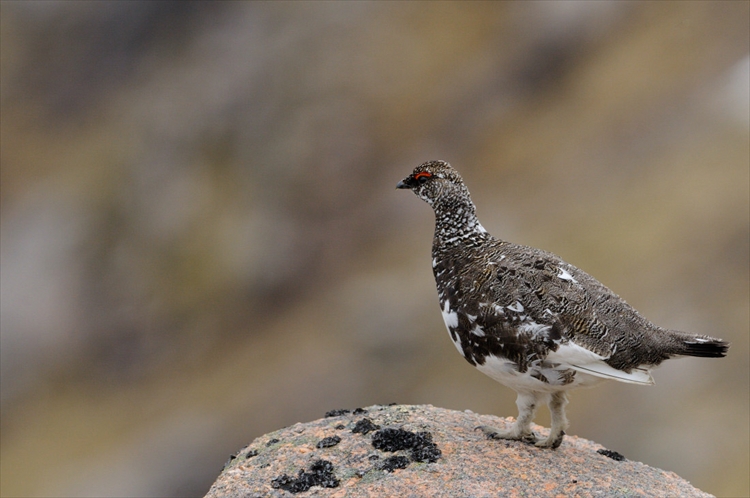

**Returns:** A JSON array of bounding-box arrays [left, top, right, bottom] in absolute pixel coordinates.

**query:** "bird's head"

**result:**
[[396, 160, 468, 208]]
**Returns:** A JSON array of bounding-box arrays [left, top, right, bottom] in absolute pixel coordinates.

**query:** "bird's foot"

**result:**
[[476, 425, 538, 444], [535, 430, 565, 449]]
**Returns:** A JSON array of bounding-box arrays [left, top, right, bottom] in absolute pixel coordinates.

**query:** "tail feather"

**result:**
[[681, 336, 729, 358]]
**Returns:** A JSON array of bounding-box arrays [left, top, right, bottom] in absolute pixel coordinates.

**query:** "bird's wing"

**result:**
[[484, 243, 656, 385]]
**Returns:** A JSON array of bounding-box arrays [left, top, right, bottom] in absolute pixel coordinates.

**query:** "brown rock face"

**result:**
[[205, 404, 712, 498]]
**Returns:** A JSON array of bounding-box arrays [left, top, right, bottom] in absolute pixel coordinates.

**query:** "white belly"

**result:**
[[475, 355, 609, 393]]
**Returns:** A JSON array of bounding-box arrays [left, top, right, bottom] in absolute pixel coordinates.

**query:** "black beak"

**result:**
[[396, 178, 411, 189]]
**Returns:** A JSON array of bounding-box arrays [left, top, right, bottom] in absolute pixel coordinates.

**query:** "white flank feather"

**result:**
[[547, 342, 654, 385]]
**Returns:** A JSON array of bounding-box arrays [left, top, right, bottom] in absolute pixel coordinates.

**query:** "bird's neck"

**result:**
[[432, 196, 487, 248]]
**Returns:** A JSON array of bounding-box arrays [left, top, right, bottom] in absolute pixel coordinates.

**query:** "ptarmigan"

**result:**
[[397, 160, 729, 449]]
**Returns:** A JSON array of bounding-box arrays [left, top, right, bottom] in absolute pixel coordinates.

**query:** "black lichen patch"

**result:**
[[335, 424, 345, 430], [597, 448, 625, 461], [410, 432, 442, 463], [371, 428, 442, 463], [325, 409, 351, 418], [266, 438, 280, 446], [353, 407, 368, 415], [372, 428, 416, 452], [352, 418, 381, 435], [246, 449, 258, 459], [223, 453, 238, 470], [380, 455, 410, 473], [271, 459, 340, 493], [316, 436, 341, 449]]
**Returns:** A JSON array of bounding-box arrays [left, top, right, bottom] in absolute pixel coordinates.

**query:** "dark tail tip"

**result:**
[[683, 337, 729, 358]]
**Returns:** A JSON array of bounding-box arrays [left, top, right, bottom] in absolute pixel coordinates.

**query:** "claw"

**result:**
[[477, 425, 538, 444], [520, 432, 540, 444], [535, 430, 565, 449]]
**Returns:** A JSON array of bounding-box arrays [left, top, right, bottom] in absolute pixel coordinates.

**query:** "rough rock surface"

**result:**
[[205, 404, 712, 498]]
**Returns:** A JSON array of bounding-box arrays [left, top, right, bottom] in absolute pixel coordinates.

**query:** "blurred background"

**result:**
[[1, 1, 748, 496]]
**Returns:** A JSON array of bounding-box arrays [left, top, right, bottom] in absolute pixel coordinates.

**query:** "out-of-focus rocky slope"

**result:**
[[1, 2, 747, 497]]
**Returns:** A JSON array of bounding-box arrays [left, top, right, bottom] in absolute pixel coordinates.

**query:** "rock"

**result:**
[[205, 404, 712, 498]]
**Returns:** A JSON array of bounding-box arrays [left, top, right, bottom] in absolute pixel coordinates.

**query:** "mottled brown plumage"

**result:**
[[397, 160, 728, 448]]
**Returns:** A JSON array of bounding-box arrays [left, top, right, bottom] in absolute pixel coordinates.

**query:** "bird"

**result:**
[[397, 160, 729, 449]]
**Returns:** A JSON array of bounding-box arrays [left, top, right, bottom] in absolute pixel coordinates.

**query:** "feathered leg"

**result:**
[[479, 391, 540, 443], [536, 391, 568, 448]]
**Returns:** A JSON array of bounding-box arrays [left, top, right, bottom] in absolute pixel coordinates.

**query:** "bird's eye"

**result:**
[[415, 172, 431, 184]]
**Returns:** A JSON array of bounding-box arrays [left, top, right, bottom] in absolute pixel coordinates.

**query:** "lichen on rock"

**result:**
[[206, 404, 712, 498]]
